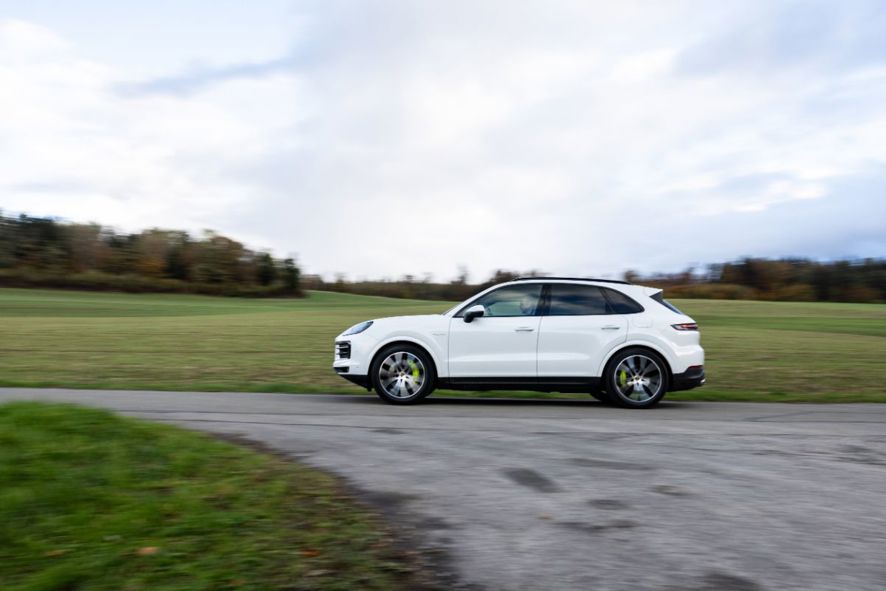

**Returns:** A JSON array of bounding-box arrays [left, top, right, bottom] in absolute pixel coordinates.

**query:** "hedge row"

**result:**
[[0, 269, 301, 298]]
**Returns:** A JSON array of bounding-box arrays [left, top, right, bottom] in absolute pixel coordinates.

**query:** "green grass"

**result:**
[[0, 401, 414, 591], [670, 299, 886, 402], [2, 287, 885, 402]]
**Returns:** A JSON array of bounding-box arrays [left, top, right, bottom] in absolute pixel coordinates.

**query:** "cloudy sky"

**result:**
[[1, 1, 884, 281]]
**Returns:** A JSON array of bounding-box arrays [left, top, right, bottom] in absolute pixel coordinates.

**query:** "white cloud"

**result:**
[[0, 19, 67, 58], [0, 18, 304, 253]]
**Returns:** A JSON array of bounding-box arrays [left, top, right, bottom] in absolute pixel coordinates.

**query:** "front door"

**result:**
[[448, 283, 543, 377]]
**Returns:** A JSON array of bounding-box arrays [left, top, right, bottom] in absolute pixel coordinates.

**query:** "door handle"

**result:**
[[515, 327, 535, 332], [601, 325, 621, 330]]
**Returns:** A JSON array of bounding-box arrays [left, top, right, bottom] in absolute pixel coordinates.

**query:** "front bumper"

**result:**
[[333, 339, 371, 389], [670, 365, 705, 391], [335, 369, 371, 389]]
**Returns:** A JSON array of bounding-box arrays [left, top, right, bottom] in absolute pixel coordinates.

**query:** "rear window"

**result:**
[[651, 291, 684, 314], [547, 284, 609, 315]]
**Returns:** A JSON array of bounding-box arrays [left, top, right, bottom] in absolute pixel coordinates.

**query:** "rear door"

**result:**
[[448, 283, 543, 377], [537, 283, 628, 377]]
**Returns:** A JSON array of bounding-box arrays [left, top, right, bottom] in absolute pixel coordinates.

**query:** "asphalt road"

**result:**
[[2, 388, 885, 591]]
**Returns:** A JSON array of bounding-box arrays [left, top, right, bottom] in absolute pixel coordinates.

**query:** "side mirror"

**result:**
[[463, 304, 486, 323]]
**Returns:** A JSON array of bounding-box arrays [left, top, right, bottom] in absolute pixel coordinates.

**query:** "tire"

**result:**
[[370, 344, 436, 405], [590, 390, 612, 404], [603, 348, 669, 408]]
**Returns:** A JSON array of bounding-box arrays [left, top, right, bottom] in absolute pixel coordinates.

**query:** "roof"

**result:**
[[512, 276, 630, 285]]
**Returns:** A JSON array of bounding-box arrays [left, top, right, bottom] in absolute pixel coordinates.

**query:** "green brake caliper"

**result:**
[[407, 359, 421, 379], [619, 369, 628, 388]]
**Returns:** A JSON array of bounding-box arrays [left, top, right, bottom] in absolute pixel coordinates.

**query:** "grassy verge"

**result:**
[[1, 288, 885, 402], [0, 402, 415, 591]]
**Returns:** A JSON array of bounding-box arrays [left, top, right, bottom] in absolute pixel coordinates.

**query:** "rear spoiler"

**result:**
[[643, 287, 663, 298]]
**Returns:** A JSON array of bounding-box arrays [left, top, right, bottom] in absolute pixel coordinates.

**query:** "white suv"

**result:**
[[333, 277, 705, 408]]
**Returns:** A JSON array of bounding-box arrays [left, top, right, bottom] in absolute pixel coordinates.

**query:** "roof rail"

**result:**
[[512, 276, 630, 285]]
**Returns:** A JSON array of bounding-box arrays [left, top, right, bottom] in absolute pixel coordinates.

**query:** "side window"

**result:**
[[462, 284, 543, 317], [547, 284, 608, 315], [602, 288, 645, 314]]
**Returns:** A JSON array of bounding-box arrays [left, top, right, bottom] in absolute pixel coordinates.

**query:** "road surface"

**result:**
[[2, 388, 885, 591]]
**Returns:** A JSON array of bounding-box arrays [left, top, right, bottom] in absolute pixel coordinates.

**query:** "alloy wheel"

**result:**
[[613, 354, 663, 403], [378, 351, 426, 399]]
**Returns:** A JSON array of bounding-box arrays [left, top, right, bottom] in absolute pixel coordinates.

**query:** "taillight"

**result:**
[[671, 323, 698, 331]]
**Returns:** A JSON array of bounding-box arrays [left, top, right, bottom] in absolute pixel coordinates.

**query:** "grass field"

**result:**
[[0, 401, 413, 591], [2, 288, 885, 402]]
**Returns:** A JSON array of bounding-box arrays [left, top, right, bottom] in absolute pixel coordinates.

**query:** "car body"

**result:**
[[333, 277, 705, 407]]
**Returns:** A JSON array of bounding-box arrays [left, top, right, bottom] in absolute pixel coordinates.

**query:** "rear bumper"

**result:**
[[670, 365, 705, 391]]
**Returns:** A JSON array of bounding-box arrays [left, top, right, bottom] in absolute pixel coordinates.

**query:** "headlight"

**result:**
[[342, 320, 373, 336]]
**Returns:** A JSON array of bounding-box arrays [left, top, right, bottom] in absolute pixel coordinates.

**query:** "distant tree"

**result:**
[[282, 258, 300, 293], [13, 215, 66, 269], [0, 212, 17, 268], [100, 233, 139, 275], [452, 265, 470, 285], [485, 269, 521, 286], [256, 252, 277, 286], [165, 234, 192, 281]]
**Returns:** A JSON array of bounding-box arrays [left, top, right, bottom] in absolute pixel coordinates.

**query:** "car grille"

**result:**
[[336, 341, 351, 359]]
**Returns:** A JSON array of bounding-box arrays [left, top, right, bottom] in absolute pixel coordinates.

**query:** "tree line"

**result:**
[[625, 258, 885, 303], [1, 212, 882, 302], [301, 269, 531, 302], [0, 213, 300, 296], [307, 258, 885, 303]]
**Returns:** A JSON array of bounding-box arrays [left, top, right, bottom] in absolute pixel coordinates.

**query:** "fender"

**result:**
[[368, 335, 447, 378], [596, 338, 676, 377]]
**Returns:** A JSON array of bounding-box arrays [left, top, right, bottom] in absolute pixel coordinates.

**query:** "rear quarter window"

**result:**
[[601, 288, 644, 314], [651, 292, 684, 314]]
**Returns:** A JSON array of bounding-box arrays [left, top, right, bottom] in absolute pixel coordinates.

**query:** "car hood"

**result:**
[[337, 314, 448, 340], [370, 314, 448, 328]]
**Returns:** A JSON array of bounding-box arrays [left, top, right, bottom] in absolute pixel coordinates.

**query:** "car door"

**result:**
[[448, 283, 543, 378], [537, 283, 628, 378]]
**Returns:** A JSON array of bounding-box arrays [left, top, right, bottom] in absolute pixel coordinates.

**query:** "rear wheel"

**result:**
[[370, 344, 436, 404], [604, 348, 669, 408]]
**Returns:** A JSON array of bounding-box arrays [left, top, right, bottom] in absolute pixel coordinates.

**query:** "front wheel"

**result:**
[[589, 390, 612, 404], [604, 348, 669, 408], [370, 344, 436, 404]]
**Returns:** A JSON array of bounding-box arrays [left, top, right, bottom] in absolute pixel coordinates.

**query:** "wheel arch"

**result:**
[[368, 338, 441, 381], [598, 342, 674, 384]]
